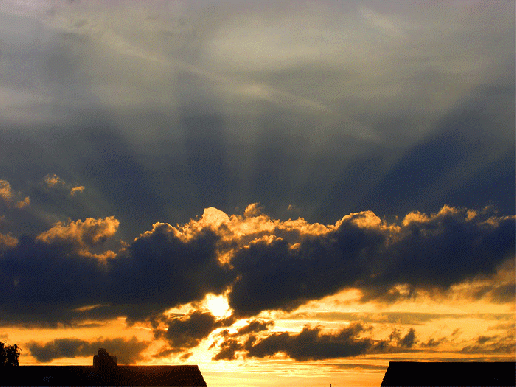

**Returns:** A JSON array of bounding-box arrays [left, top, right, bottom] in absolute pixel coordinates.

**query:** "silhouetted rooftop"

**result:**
[[1, 365, 207, 386], [381, 361, 515, 386], [1, 349, 207, 386]]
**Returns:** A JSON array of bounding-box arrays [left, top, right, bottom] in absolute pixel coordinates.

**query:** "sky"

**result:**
[[0, 0, 514, 386]]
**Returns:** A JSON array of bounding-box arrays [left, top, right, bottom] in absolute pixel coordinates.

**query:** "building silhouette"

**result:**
[[1, 348, 207, 386], [381, 361, 515, 386]]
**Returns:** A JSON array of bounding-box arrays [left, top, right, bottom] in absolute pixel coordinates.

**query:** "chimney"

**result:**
[[93, 348, 117, 370]]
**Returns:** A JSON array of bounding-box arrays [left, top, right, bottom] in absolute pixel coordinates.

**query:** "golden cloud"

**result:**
[[0, 180, 13, 202], [36, 216, 120, 246], [0, 179, 30, 209], [0, 232, 18, 249], [15, 196, 30, 209], [70, 186, 85, 196], [44, 173, 65, 187]]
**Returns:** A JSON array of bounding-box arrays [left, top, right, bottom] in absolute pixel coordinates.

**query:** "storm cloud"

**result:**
[[0, 204, 513, 325], [0, 215, 233, 325], [227, 207, 515, 316]]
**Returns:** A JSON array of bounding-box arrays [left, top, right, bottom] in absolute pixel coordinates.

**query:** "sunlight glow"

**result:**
[[205, 294, 231, 318]]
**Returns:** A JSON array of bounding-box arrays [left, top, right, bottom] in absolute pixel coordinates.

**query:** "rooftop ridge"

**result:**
[[381, 361, 515, 387]]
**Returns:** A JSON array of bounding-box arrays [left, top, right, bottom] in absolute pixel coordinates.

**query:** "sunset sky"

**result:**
[[0, 1, 514, 386]]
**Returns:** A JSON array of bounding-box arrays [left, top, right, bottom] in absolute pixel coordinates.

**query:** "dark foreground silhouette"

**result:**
[[0, 341, 20, 366], [381, 361, 516, 386], [1, 348, 207, 386]]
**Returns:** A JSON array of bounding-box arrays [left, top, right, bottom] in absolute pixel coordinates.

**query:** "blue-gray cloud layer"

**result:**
[[0, 0, 513, 242]]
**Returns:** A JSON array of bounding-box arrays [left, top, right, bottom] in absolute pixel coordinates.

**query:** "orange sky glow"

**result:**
[[0, 1, 514, 386]]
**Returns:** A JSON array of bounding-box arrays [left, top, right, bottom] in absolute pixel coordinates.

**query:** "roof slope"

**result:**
[[0, 365, 207, 386], [381, 361, 515, 387]]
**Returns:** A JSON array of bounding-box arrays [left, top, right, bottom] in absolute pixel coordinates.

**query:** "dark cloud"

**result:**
[[420, 337, 446, 348], [109, 225, 233, 322], [212, 337, 242, 361], [227, 208, 515, 316], [236, 320, 274, 335], [364, 212, 515, 299], [0, 235, 108, 325], [389, 328, 417, 349], [213, 323, 393, 361], [0, 205, 512, 326], [0, 220, 233, 325], [227, 213, 387, 316], [460, 334, 515, 354], [28, 336, 149, 364], [488, 284, 516, 303], [159, 311, 217, 348], [155, 311, 218, 349], [209, 319, 274, 360]]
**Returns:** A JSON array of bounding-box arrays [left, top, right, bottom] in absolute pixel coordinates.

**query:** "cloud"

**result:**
[[0, 0, 512, 237], [0, 205, 512, 327], [70, 186, 85, 196], [210, 319, 274, 361], [0, 232, 18, 249], [209, 320, 274, 360], [0, 180, 14, 202], [28, 336, 149, 364], [0, 180, 30, 209], [153, 310, 234, 351], [212, 337, 242, 361], [227, 206, 515, 316], [288, 311, 514, 326], [0, 218, 232, 325], [460, 333, 515, 354], [389, 328, 417, 349], [0, 233, 111, 325], [108, 224, 234, 322], [360, 6, 404, 38], [36, 216, 119, 246], [363, 207, 515, 299], [213, 323, 391, 361], [248, 324, 377, 360], [44, 174, 65, 188], [447, 258, 516, 304], [420, 337, 447, 348], [157, 311, 217, 349], [14, 196, 30, 209], [211, 318, 423, 361], [43, 174, 85, 197], [236, 319, 274, 336]]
